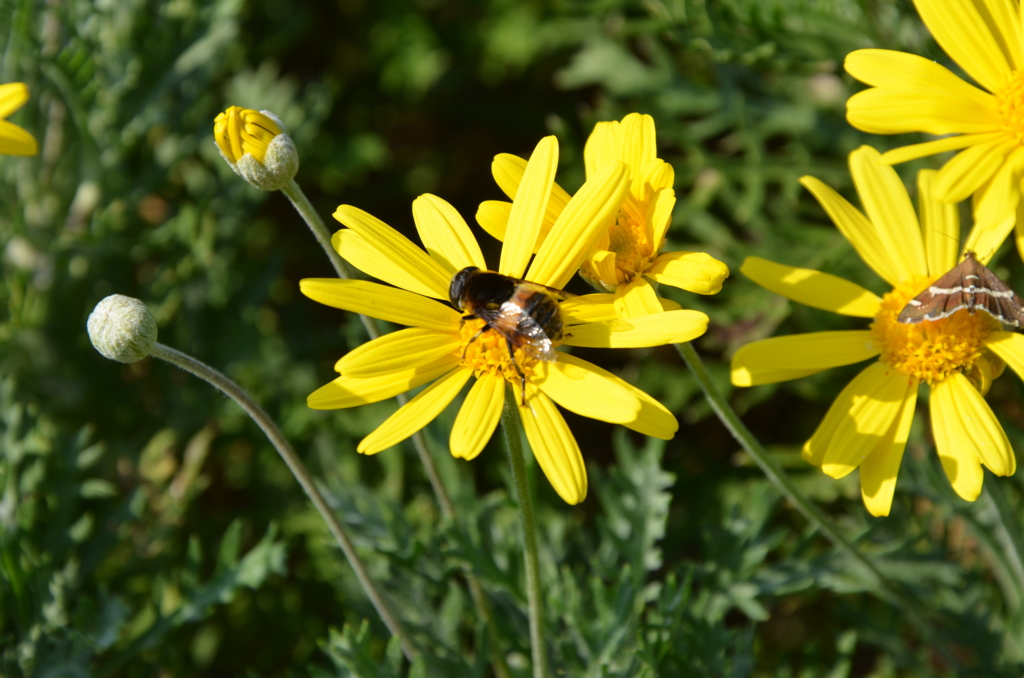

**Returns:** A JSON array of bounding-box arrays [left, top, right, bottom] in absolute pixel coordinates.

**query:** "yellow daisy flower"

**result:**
[[845, 0, 1024, 255], [302, 136, 709, 504], [0, 83, 38, 156], [476, 113, 729, 319], [731, 145, 1020, 517]]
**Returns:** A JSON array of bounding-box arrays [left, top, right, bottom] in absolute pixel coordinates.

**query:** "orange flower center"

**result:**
[[995, 71, 1024, 144], [579, 194, 661, 290], [871, 277, 1001, 390], [457, 318, 541, 397]]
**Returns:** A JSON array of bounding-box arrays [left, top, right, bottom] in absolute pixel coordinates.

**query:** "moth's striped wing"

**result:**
[[898, 252, 1024, 328]]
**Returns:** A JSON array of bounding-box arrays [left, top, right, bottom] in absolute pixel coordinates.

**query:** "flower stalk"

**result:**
[[502, 386, 548, 678], [147, 341, 418, 661]]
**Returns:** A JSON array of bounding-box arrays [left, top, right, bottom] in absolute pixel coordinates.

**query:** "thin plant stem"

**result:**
[[280, 178, 509, 677], [148, 342, 418, 661], [674, 341, 958, 670], [983, 481, 1024, 601], [501, 386, 548, 678], [280, 178, 454, 513]]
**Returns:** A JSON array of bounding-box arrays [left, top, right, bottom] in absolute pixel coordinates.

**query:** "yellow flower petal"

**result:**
[[564, 309, 709, 348], [803, 362, 906, 467], [308, 359, 459, 410], [528, 160, 631, 289], [300, 279, 461, 332], [619, 113, 657, 198], [535, 354, 641, 422], [520, 392, 587, 505], [821, 366, 915, 479], [0, 82, 29, 118], [500, 136, 559, 278], [730, 331, 880, 387], [358, 367, 473, 454], [917, 169, 960, 277], [882, 132, 1004, 165], [335, 327, 460, 377], [740, 257, 881, 317], [613, 278, 664, 318], [934, 371, 1015, 478], [560, 294, 678, 325], [332, 205, 452, 299], [0, 119, 37, 156], [846, 87, 1000, 135], [845, 49, 1000, 108], [450, 373, 504, 460], [859, 386, 917, 517], [983, 331, 1024, 383], [933, 137, 1017, 203], [848, 146, 928, 280], [969, 147, 1024, 259], [584, 120, 618, 179], [983, 0, 1024, 70], [648, 186, 676, 248], [412, 194, 486, 274], [476, 200, 512, 243], [491, 152, 570, 226], [913, 0, 1016, 92], [541, 353, 677, 439], [800, 176, 901, 287], [332, 230, 448, 300], [644, 159, 675, 194], [647, 251, 729, 296]]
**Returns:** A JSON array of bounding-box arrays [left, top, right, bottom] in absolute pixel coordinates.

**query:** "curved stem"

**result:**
[[501, 387, 548, 678], [674, 341, 957, 669], [148, 342, 417, 661], [983, 481, 1024, 604], [281, 178, 509, 675]]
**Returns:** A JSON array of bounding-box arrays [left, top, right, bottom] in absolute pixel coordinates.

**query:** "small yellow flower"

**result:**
[[845, 0, 1024, 256], [731, 145, 1020, 517], [213, 106, 297, 190], [302, 136, 708, 504], [0, 83, 38, 156], [476, 113, 728, 319]]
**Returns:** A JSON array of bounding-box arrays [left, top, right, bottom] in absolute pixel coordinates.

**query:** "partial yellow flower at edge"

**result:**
[[301, 136, 701, 505], [0, 83, 38, 156], [730, 146, 1019, 517], [476, 113, 729, 320], [843, 0, 1024, 259]]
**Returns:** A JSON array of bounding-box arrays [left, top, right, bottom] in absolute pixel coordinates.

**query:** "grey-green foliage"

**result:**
[[5, 0, 1024, 675]]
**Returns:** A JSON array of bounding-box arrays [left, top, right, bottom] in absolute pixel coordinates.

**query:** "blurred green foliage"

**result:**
[[4, 0, 1024, 675]]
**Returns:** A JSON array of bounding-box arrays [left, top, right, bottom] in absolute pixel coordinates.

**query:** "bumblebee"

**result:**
[[449, 266, 571, 402]]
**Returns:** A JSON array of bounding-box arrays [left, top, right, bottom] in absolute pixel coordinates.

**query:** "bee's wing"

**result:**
[[514, 279, 576, 301], [478, 301, 555, 362]]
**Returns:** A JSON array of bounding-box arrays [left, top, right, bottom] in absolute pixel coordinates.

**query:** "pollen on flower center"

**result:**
[[581, 195, 660, 288], [871, 277, 997, 385], [996, 71, 1024, 144], [457, 318, 540, 389]]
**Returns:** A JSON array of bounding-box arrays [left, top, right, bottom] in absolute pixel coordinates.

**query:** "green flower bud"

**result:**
[[214, 106, 299, 191], [87, 294, 157, 363]]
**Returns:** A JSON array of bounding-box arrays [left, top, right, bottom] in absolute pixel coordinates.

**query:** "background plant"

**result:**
[[3, 0, 1024, 675]]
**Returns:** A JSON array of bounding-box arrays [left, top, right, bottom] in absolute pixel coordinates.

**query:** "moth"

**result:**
[[898, 251, 1024, 328]]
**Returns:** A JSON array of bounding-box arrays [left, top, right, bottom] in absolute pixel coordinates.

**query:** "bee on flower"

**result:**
[[476, 113, 729, 319], [301, 136, 709, 504], [731, 145, 1021, 517]]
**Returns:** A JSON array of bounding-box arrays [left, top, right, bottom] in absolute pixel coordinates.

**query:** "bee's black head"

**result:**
[[449, 266, 480, 310]]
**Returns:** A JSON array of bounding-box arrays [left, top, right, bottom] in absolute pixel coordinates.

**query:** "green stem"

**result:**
[[674, 341, 957, 669], [281, 178, 509, 676], [983, 481, 1024, 604], [148, 342, 417, 661], [501, 387, 548, 678]]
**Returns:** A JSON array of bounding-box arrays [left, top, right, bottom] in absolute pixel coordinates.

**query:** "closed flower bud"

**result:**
[[87, 294, 157, 363], [213, 106, 298, 191]]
